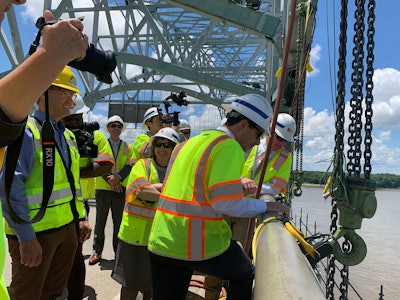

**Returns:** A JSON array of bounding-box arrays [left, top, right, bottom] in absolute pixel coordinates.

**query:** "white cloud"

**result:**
[[307, 44, 321, 77], [378, 131, 391, 141]]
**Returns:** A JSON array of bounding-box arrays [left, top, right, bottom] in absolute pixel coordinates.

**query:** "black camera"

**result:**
[[72, 122, 100, 158], [157, 107, 179, 126], [165, 91, 189, 107], [30, 16, 117, 84]]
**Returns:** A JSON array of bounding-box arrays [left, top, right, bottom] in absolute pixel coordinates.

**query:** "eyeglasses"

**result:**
[[108, 123, 123, 129], [50, 87, 75, 99], [180, 130, 190, 135], [247, 119, 264, 139], [154, 141, 175, 149], [275, 135, 287, 143]]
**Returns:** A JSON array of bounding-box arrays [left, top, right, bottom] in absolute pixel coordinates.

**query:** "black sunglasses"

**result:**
[[247, 119, 264, 139], [275, 134, 286, 142], [108, 123, 123, 129], [154, 141, 175, 149]]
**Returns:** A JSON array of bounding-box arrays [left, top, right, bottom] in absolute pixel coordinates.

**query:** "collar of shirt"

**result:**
[[32, 109, 66, 135], [216, 126, 235, 139]]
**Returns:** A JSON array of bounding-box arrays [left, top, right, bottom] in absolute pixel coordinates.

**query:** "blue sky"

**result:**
[[2, 1, 400, 175]]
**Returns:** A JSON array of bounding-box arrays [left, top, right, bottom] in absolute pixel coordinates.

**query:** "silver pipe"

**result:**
[[253, 216, 326, 299]]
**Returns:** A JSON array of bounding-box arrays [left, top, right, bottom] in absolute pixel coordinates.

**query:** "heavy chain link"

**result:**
[[364, 0, 376, 178], [327, 198, 339, 299], [327, 0, 348, 296], [339, 240, 350, 300], [347, 0, 366, 177]]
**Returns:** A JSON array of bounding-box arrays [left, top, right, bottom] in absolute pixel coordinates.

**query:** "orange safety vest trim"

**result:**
[[150, 131, 242, 260], [245, 146, 291, 193], [119, 158, 159, 245]]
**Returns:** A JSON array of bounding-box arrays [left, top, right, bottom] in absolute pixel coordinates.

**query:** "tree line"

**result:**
[[300, 171, 400, 189]]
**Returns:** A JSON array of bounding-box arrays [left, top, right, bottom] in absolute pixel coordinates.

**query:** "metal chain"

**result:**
[[325, 0, 348, 300], [363, 0, 376, 178], [339, 240, 350, 300], [327, 0, 348, 298], [347, 0, 366, 177], [289, 8, 306, 199], [327, 198, 339, 299], [294, 11, 304, 174]]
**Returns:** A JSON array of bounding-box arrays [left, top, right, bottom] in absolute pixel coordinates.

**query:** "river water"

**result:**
[[290, 186, 399, 300]]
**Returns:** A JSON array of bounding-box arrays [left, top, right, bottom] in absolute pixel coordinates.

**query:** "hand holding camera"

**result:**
[[39, 10, 88, 67], [31, 11, 117, 84]]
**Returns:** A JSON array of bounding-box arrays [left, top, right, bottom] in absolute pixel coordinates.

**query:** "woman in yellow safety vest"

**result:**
[[112, 127, 180, 300]]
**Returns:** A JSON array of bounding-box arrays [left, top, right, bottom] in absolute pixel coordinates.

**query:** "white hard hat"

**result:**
[[104, 115, 126, 132], [142, 107, 159, 131], [153, 127, 180, 145], [178, 119, 191, 131], [70, 94, 90, 114], [275, 113, 296, 142], [221, 94, 273, 135]]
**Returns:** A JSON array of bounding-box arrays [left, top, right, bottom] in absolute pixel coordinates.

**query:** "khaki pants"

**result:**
[[8, 223, 78, 300]]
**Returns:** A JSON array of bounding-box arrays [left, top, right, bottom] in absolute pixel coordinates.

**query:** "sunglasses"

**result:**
[[276, 135, 286, 142], [154, 141, 175, 149], [181, 130, 190, 135], [247, 119, 264, 139], [108, 123, 123, 129]]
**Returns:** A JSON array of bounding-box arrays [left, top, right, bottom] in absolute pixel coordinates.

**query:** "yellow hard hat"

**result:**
[[51, 66, 80, 94]]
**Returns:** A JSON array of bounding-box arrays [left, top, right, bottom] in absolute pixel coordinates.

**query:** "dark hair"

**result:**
[[225, 110, 247, 126]]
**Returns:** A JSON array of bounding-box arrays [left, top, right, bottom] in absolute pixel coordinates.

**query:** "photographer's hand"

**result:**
[[0, 10, 89, 123], [41, 10, 88, 64]]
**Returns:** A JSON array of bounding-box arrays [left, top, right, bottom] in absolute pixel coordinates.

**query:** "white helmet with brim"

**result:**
[[275, 113, 296, 142], [221, 94, 273, 135]]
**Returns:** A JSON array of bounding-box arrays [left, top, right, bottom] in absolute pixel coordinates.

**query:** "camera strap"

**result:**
[[5, 91, 55, 224]]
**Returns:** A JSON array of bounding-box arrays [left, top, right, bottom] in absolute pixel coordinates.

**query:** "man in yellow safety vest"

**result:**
[[0, 66, 89, 299], [148, 94, 290, 300], [203, 113, 296, 300]]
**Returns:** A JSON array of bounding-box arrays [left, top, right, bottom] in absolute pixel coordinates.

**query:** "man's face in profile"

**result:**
[[63, 113, 84, 130]]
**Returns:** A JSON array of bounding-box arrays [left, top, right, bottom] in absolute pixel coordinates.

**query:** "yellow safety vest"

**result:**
[[0, 200, 8, 300], [79, 130, 115, 170], [242, 146, 292, 194], [148, 130, 245, 260], [96, 140, 136, 189], [118, 158, 159, 245], [132, 133, 151, 159], [79, 130, 114, 197], [4, 117, 85, 235]]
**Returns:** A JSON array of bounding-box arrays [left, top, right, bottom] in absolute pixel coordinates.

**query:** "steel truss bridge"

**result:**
[[0, 0, 316, 123]]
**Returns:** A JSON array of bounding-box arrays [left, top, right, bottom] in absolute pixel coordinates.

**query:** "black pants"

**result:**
[[149, 239, 254, 300], [93, 189, 125, 254]]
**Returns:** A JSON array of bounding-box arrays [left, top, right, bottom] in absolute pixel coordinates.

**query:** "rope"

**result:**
[[251, 216, 280, 263]]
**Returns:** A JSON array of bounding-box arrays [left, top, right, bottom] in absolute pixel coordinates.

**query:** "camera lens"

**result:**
[[68, 44, 117, 84]]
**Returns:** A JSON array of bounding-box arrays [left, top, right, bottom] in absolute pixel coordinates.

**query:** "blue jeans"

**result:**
[[149, 239, 254, 300]]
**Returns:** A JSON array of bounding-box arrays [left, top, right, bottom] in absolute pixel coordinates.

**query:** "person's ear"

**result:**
[[239, 118, 248, 129]]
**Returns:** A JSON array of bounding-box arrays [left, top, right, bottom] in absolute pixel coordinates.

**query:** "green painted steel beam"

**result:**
[[117, 53, 264, 97], [164, 0, 280, 39]]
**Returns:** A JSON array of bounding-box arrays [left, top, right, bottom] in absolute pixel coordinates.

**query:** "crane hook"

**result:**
[[332, 228, 367, 266]]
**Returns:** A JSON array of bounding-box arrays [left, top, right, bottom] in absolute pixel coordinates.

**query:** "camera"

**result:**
[[30, 16, 117, 84], [159, 91, 189, 126], [72, 121, 100, 158], [157, 107, 179, 126]]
